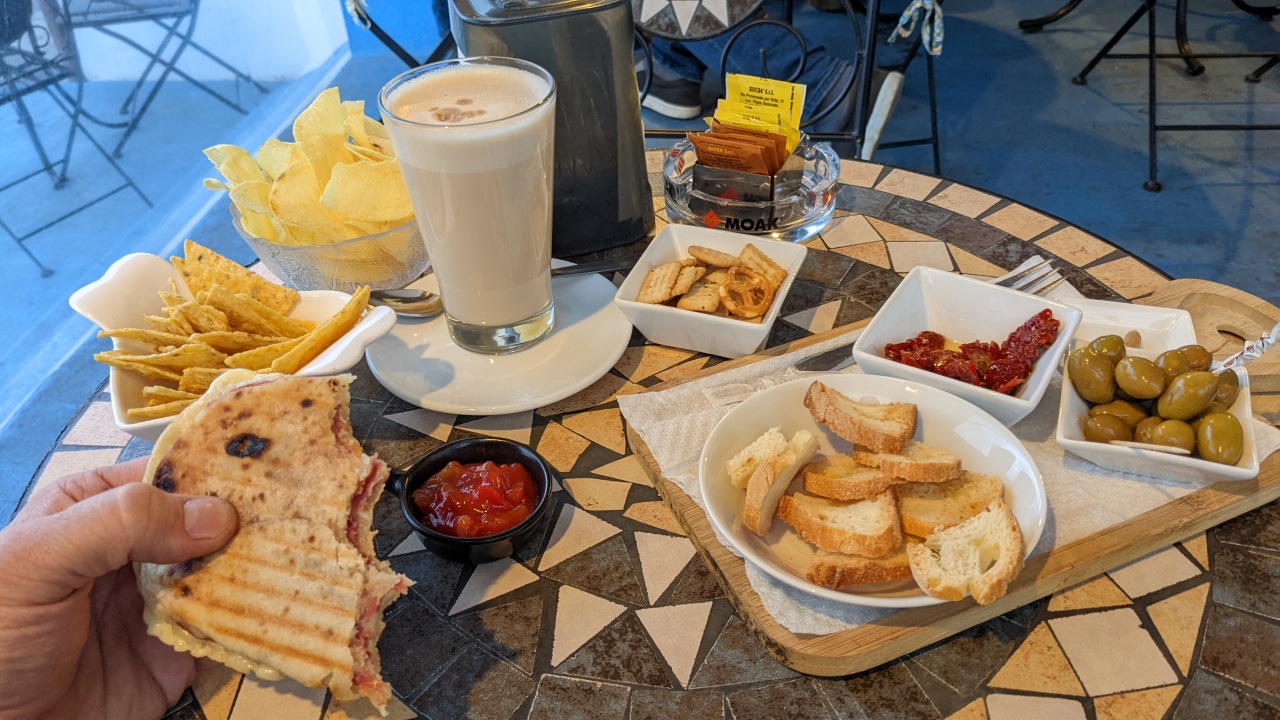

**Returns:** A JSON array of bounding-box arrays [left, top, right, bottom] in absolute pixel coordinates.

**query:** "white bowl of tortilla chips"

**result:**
[[70, 240, 396, 442]]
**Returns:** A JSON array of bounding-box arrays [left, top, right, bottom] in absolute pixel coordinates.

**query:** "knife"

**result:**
[[795, 340, 858, 372], [551, 256, 641, 277]]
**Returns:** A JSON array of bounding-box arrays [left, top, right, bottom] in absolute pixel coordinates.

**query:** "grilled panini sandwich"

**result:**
[[138, 370, 409, 713]]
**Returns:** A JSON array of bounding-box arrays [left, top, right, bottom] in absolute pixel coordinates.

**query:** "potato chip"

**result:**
[[344, 100, 371, 148], [203, 178, 228, 191], [320, 160, 414, 223], [270, 287, 369, 374], [204, 145, 268, 185], [256, 138, 293, 181], [179, 367, 232, 395], [269, 148, 357, 243], [127, 399, 195, 420], [225, 336, 304, 370], [175, 239, 299, 315], [229, 180, 273, 216]]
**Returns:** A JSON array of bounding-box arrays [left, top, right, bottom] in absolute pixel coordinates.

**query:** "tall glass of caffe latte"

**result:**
[[380, 57, 557, 354]]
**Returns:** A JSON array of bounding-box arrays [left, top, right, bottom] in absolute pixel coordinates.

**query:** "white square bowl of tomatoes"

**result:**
[[851, 266, 1083, 426]]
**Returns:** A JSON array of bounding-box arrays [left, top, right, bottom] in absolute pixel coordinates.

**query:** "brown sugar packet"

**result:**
[[687, 131, 772, 175], [710, 120, 789, 174]]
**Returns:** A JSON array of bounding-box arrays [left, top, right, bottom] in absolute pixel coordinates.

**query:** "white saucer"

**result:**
[[365, 261, 633, 415]]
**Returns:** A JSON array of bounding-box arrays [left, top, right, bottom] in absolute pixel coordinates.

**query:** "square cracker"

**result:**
[[738, 243, 787, 288], [676, 268, 728, 312], [637, 261, 683, 304], [671, 265, 707, 296]]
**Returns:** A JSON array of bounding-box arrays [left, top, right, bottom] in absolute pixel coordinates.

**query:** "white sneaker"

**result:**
[[859, 70, 904, 161]]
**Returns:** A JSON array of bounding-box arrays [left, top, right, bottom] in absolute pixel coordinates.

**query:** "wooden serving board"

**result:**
[[1136, 279, 1280, 421], [628, 314, 1280, 676]]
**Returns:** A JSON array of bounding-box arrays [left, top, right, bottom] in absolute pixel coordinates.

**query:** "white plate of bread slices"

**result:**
[[699, 375, 1047, 608]]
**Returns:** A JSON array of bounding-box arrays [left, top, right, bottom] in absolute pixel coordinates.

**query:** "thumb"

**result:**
[[1, 483, 238, 603]]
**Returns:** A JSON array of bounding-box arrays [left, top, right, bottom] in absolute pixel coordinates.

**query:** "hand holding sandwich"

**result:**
[[0, 457, 238, 720]]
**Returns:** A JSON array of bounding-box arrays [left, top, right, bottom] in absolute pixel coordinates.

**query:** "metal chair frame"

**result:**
[[1021, 0, 1278, 191], [1, 0, 151, 275], [62, 0, 268, 157]]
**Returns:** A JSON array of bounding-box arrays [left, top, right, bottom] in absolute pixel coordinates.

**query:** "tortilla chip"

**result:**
[[94, 354, 183, 383], [174, 239, 299, 315], [189, 331, 291, 354], [179, 367, 232, 395], [127, 399, 195, 420], [270, 287, 369, 374], [225, 336, 304, 371]]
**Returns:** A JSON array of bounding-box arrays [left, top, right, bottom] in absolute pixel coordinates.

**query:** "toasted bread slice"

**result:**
[[743, 430, 819, 535], [806, 539, 919, 589], [803, 381, 916, 453], [776, 490, 901, 558], [802, 454, 903, 502], [898, 470, 1005, 537], [726, 426, 788, 490], [854, 441, 962, 484], [907, 499, 1024, 605]]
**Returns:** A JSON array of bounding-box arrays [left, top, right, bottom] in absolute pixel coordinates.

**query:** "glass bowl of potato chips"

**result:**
[[233, 208, 428, 293], [209, 87, 429, 292]]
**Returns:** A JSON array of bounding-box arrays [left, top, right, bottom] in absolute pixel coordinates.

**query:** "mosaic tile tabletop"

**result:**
[[22, 158, 1280, 719]]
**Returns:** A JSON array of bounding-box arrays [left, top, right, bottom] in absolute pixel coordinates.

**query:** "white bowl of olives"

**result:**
[[1055, 334, 1259, 484]]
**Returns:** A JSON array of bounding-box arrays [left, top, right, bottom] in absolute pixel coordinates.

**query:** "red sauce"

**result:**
[[412, 460, 537, 538], [884, 310, 1060, 396]]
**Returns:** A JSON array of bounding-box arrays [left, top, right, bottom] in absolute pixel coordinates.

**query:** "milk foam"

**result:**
[[390, 64, 551, 127]]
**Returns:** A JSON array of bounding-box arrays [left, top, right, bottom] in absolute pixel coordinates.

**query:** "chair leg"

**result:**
[[49, 84, 154, 207], [117, 17, 182, 116], [1246, 56, 1278, 83], [1073, 1, 1150, 85], [1144, 0, 1161, 192], [110, 13, 197, 158], [926, 50, 940, 176], [151, 20, 269, 93], [1175, 0, 1205, 76], [1019, 0, 1087, 33], [11, 91, 60, 186], [1229, 0, 1278, 20]]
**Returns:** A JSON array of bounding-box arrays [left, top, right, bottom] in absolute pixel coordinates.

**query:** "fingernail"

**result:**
[[184, 497, 232, 539]]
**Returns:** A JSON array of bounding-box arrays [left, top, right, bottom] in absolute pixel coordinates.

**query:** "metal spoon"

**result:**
[[369, 289, 443, 318]]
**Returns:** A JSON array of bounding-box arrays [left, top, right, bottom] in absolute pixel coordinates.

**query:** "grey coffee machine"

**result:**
[[451, 0, 654, 257]]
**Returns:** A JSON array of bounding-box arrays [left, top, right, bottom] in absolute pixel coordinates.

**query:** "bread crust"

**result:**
[[743, 430, 818, 535], [853, 442, 961, 484], [776, 491, 901, 558], [802, 455, 903, 501], [806, 545, 913, 588], [803, 381, 916, 454], [906, 499, 1024, 605]]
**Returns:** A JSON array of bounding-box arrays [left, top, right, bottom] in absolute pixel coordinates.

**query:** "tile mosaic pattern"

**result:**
[[19, 158, 1280, 720]]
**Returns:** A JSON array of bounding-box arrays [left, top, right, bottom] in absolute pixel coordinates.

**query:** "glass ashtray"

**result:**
[[663, 135, 839, 242]]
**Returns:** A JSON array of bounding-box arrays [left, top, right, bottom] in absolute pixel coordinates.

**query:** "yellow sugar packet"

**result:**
[[724, 73, 806, 128], [713, 101, 801, 153]]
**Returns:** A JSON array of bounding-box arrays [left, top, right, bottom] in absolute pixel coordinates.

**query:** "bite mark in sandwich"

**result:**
[[138, 370, 411, 714]]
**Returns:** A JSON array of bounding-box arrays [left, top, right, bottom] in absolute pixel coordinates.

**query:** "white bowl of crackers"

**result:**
[[614, 225, 806, 358], [70, 240, 396, 442]]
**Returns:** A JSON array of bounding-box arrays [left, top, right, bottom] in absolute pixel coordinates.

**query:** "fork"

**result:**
[[795, 262, 1065, 372], [994, 259, 1064, 296]]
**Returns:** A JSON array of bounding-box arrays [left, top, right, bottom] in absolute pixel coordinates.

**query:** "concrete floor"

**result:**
[[2, 0, 1277, 520]]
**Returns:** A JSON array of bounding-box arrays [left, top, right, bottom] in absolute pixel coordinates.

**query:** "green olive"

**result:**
[[1089, 399, 1148, 428], [1178, 344, 1213, 372], [1207, 368, 1241, 414], [1154, 350, 1192, 386], [1068, 347, 1116, 404], [1088, 335, 1127, 365], [1150, 419, 1196, 453], [1197, 412, 1244, 465], [1134, 416, 1162, 444], [1085, 415, 1133, 443], [1115, 357, 1166, 400], [1156, 371, 1219, 421]]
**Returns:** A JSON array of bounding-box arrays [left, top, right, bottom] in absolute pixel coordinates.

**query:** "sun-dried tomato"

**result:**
[[880, 312, 1058, 396]]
